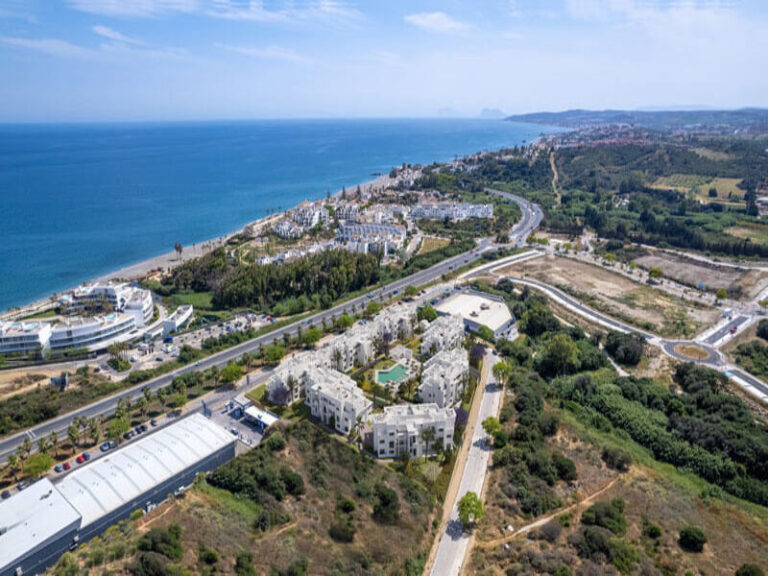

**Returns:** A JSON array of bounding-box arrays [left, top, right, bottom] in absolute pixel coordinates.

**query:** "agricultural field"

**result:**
[[53, 422, 438, 576], [633, 249, 768, 299], [726, 220, 768, 246], [652, 173, 711, 192], [496, 255, 720, 338]]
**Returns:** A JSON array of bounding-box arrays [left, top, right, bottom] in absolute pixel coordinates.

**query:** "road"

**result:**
[[429, 349, 502, 576], [0, 192, 544, 464]]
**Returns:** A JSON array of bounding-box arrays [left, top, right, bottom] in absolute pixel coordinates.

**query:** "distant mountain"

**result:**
[[479, 108, 507, 119], [505, 108, 768, 131]]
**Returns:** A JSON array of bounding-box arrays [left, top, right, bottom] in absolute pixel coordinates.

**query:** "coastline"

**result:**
[[0, 173, 391, 320]]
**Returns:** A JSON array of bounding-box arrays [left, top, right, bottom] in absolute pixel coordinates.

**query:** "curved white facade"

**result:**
[[50, 313, 137, 351]]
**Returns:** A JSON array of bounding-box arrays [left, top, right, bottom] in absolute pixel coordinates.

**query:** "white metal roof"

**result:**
[[56, 413, 234, 528], [436, 292, 513, 332], [244, 406, 279, 428], [0, 478, 82, 572]]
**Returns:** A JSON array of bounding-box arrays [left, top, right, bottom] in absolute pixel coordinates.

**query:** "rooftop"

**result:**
[[435, 292, 513, 332], [56, 414, 234, 528], [0, 478, 82, 573], [373, 403, 454, 426]]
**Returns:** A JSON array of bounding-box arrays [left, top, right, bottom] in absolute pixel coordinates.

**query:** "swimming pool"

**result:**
[[375, 363, 409, 386]]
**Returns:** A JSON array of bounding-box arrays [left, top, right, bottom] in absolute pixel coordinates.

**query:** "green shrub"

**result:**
[[678, 525, 707, 552], [581, 498, 626, 535]]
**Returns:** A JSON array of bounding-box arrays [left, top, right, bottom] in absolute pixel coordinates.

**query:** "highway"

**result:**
[[0, 192, 544, 464]]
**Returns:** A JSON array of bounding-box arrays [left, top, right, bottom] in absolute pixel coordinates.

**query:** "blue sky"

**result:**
[[0, 0, 766, 121]]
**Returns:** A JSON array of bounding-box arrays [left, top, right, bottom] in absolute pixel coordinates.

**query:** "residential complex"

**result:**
[[0, 320, 52, 356], [336, 223, 406, 256], [49, 313, 138, 352], [163, 304, 194, 336], [420, 314, 465, 356], [266, 354, 313, 404], [418, 348, 469, 408], [372, 403, 456, 459], [63, 282, 154, 328], [411, 202, 493, 221], [305, 367, 370, 434]]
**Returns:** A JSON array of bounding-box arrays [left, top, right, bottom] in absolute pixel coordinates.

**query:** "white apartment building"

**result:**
[[418, 348, 469, 408], [49, 313, 138, 352], [374, 304, 416, 341], [305, 367, 369, 434], [63, 282, 154, 328], [0, 321, 52, 357], [266, 354, 313, 405], [273, 220, 303, 240], [292, 202, 329, 229], [317, 327, 374, 373], [335, 204, 360, 222], [420, 315, 465, 357], [163, 305, 193, 336], [372, 404, 456, 459], [411, 202, 494, 221], [336, 223, 406, 257]]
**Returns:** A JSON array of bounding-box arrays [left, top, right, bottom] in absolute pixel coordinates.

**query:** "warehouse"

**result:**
[[0, 479, 81, 576], [0, 414, 236, 576]]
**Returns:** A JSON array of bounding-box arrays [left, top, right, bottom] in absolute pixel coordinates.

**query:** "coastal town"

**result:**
[[2, 112, 768, 576]]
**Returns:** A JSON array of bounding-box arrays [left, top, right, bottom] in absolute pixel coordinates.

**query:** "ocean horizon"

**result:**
[[0, 118, 557, 312]]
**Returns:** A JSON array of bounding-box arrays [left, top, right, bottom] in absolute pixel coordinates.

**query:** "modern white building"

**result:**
[[317, 326, 374, 373], [435, 290, 516, 340], [163, 304, 193, 335], [411, 202, 494, 221], [335, 204, 360, 222], [0, 321, 52, 357], [64, 282, 153, 328], [273, 220, 303, 239], [336, 223, 406, 256], [292, 202, 329, 229], [266, 354, 313, 405], [372, 403, 456, 459], [374, 304, 416, 341], [305, 367, 369, 434], [420, 314, 465, 357], [49, 313, 138, 352], [418, 348, 469, 408]]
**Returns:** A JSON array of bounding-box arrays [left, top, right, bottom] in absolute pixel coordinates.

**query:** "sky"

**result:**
[[0, 0, 766, 122]]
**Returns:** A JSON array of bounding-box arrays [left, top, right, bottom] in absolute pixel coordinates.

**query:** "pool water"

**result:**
[[376, 363, 409, 385]]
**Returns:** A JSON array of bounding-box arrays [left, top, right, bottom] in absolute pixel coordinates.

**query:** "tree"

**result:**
[[301, 327, 323, 348], [417, 305, 438, 323], [678, 525, 707, 552], [481, 416, 502, 437], [142, 386, 152, 405], [24, 452, 53, 478], [108, 418, 130, 442], [492, 361, 512, 386], [89, 418, 102, 444], [366, 301, 381, 317], [538, 333, 580, 376], [335, 314, 354, 332], [648, 266, 663, 279], [157, 387, 169, 411], [476, 324, 495, 343], [736, 565, 765, 576], [404, 285, 419, 298], [372, 483, 399, 524], [6, 453, 19, 481], [67, 424, 78, 453], [220, 362, 242, 388], [264, 344, 286, 365], [136, 396, 149, 417], [458, 491, 484, 528], [174, 242, 183, 260], [37, 436, 50, 455], [50, 430, 58, 456], [420, 426, 437, 461], [716, 288, 728, 300]]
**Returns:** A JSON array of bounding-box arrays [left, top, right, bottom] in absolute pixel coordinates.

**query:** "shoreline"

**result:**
[[0, 173, 390, 320]]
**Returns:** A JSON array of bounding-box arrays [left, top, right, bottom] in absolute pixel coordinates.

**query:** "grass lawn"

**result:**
[[726, 221, 768, 245], [166, 290, 214, 310], [652, 173, 711, 191], [19, 308, 58, 320], [418, 236, 450, 255]]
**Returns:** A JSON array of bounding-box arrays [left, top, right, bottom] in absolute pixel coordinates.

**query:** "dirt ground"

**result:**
[[0, 367, 61, 401], [633, 249, 768, 300], [497, 254, 720, 338]]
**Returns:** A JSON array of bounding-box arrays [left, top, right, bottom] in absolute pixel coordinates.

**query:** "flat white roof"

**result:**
[[56, 414, 234, 528], [244, 406, 279, 427], [0, 478, 81, 572], [435, 292, 513, 332]]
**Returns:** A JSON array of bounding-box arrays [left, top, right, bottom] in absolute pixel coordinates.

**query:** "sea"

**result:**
[[0, 118, 557, 312]]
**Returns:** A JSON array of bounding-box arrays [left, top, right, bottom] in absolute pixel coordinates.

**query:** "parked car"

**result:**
[[138, 424, 148, 432], [123, 430, 136, 440], [100, 441, 116, 452], [17, 481, 30, 491], [150, 419, 158, 427], [54, 464, 63, 473], [63, 462, 71, 471], [76, 454, 85, 464], [1, 490, 10, 499], [156, 356, 163, 362]]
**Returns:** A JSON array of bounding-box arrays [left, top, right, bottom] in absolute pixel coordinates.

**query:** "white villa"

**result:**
[[420, 315, 465, 357], [305, 367, 370, 434], [418, 348, 469, 408], [372, 403, 456, 459]]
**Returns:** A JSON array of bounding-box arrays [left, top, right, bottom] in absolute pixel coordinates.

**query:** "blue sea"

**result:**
[[0, 119, 556, 311]]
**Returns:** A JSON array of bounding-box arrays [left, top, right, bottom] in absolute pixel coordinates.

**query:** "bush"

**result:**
[[329, 516, 356, 542], [757, 319, 768, 341], [372, 483, 399, 524], [604, 332, 645, 366], [137, 524, 183, 561], [235, 553, 257, 576], [581, 498, 626, 535], [643, 520, 662, 539], [338, 498, 356, 513], [265, 432, 287, 451], [198, 546, 218, 565], [553, 453, 578, 482], [131, 552, 174, 576], [538, 520, 563, 543], [601, 446, 632, 472], [281, 468, 305, 496], [736, 565, 765, 576], [678, 525, 707, 552]]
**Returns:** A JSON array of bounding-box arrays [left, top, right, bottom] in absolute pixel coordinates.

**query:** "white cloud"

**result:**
[[67, 0, 199, 17], [209, 0, 362, 25], [215, 43, 311, 63], [0, 35, 99, 59], [404, 11, 467, 34], [92, 25, 146, 45]]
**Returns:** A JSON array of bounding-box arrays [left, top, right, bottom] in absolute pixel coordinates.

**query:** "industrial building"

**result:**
[[0, 414, 236, 576], [435, 290, 516, 340]]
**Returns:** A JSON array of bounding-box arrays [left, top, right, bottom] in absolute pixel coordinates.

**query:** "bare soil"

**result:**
[[497, 255, 720, 338], [0, 368, 60, 401]]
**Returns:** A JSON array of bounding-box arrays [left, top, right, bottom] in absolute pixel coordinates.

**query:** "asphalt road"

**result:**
[[703, 315, 750, 345], [0, 193, 544, 464], [430, 349, 502, 576]]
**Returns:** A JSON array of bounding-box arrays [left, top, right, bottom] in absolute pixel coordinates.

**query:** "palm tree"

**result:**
[[210, 365, 220, 388], [332, 348, 343, 371], [50, 430, 58, 457], [420, 426, 437, 462], [174, 242, 183, 261], [20, 436, 32, 459], [286, 374, 298, 403], [68, 424, 78, 453], [157, 387, 169, 411], [37, 436, 50, 455], [142, 386, 152, 405], [89, 418, 101, 445], [6, 454, 19, 482]]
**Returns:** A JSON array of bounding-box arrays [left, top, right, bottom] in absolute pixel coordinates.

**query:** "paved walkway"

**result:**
[[428, 349, 502, 576]]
